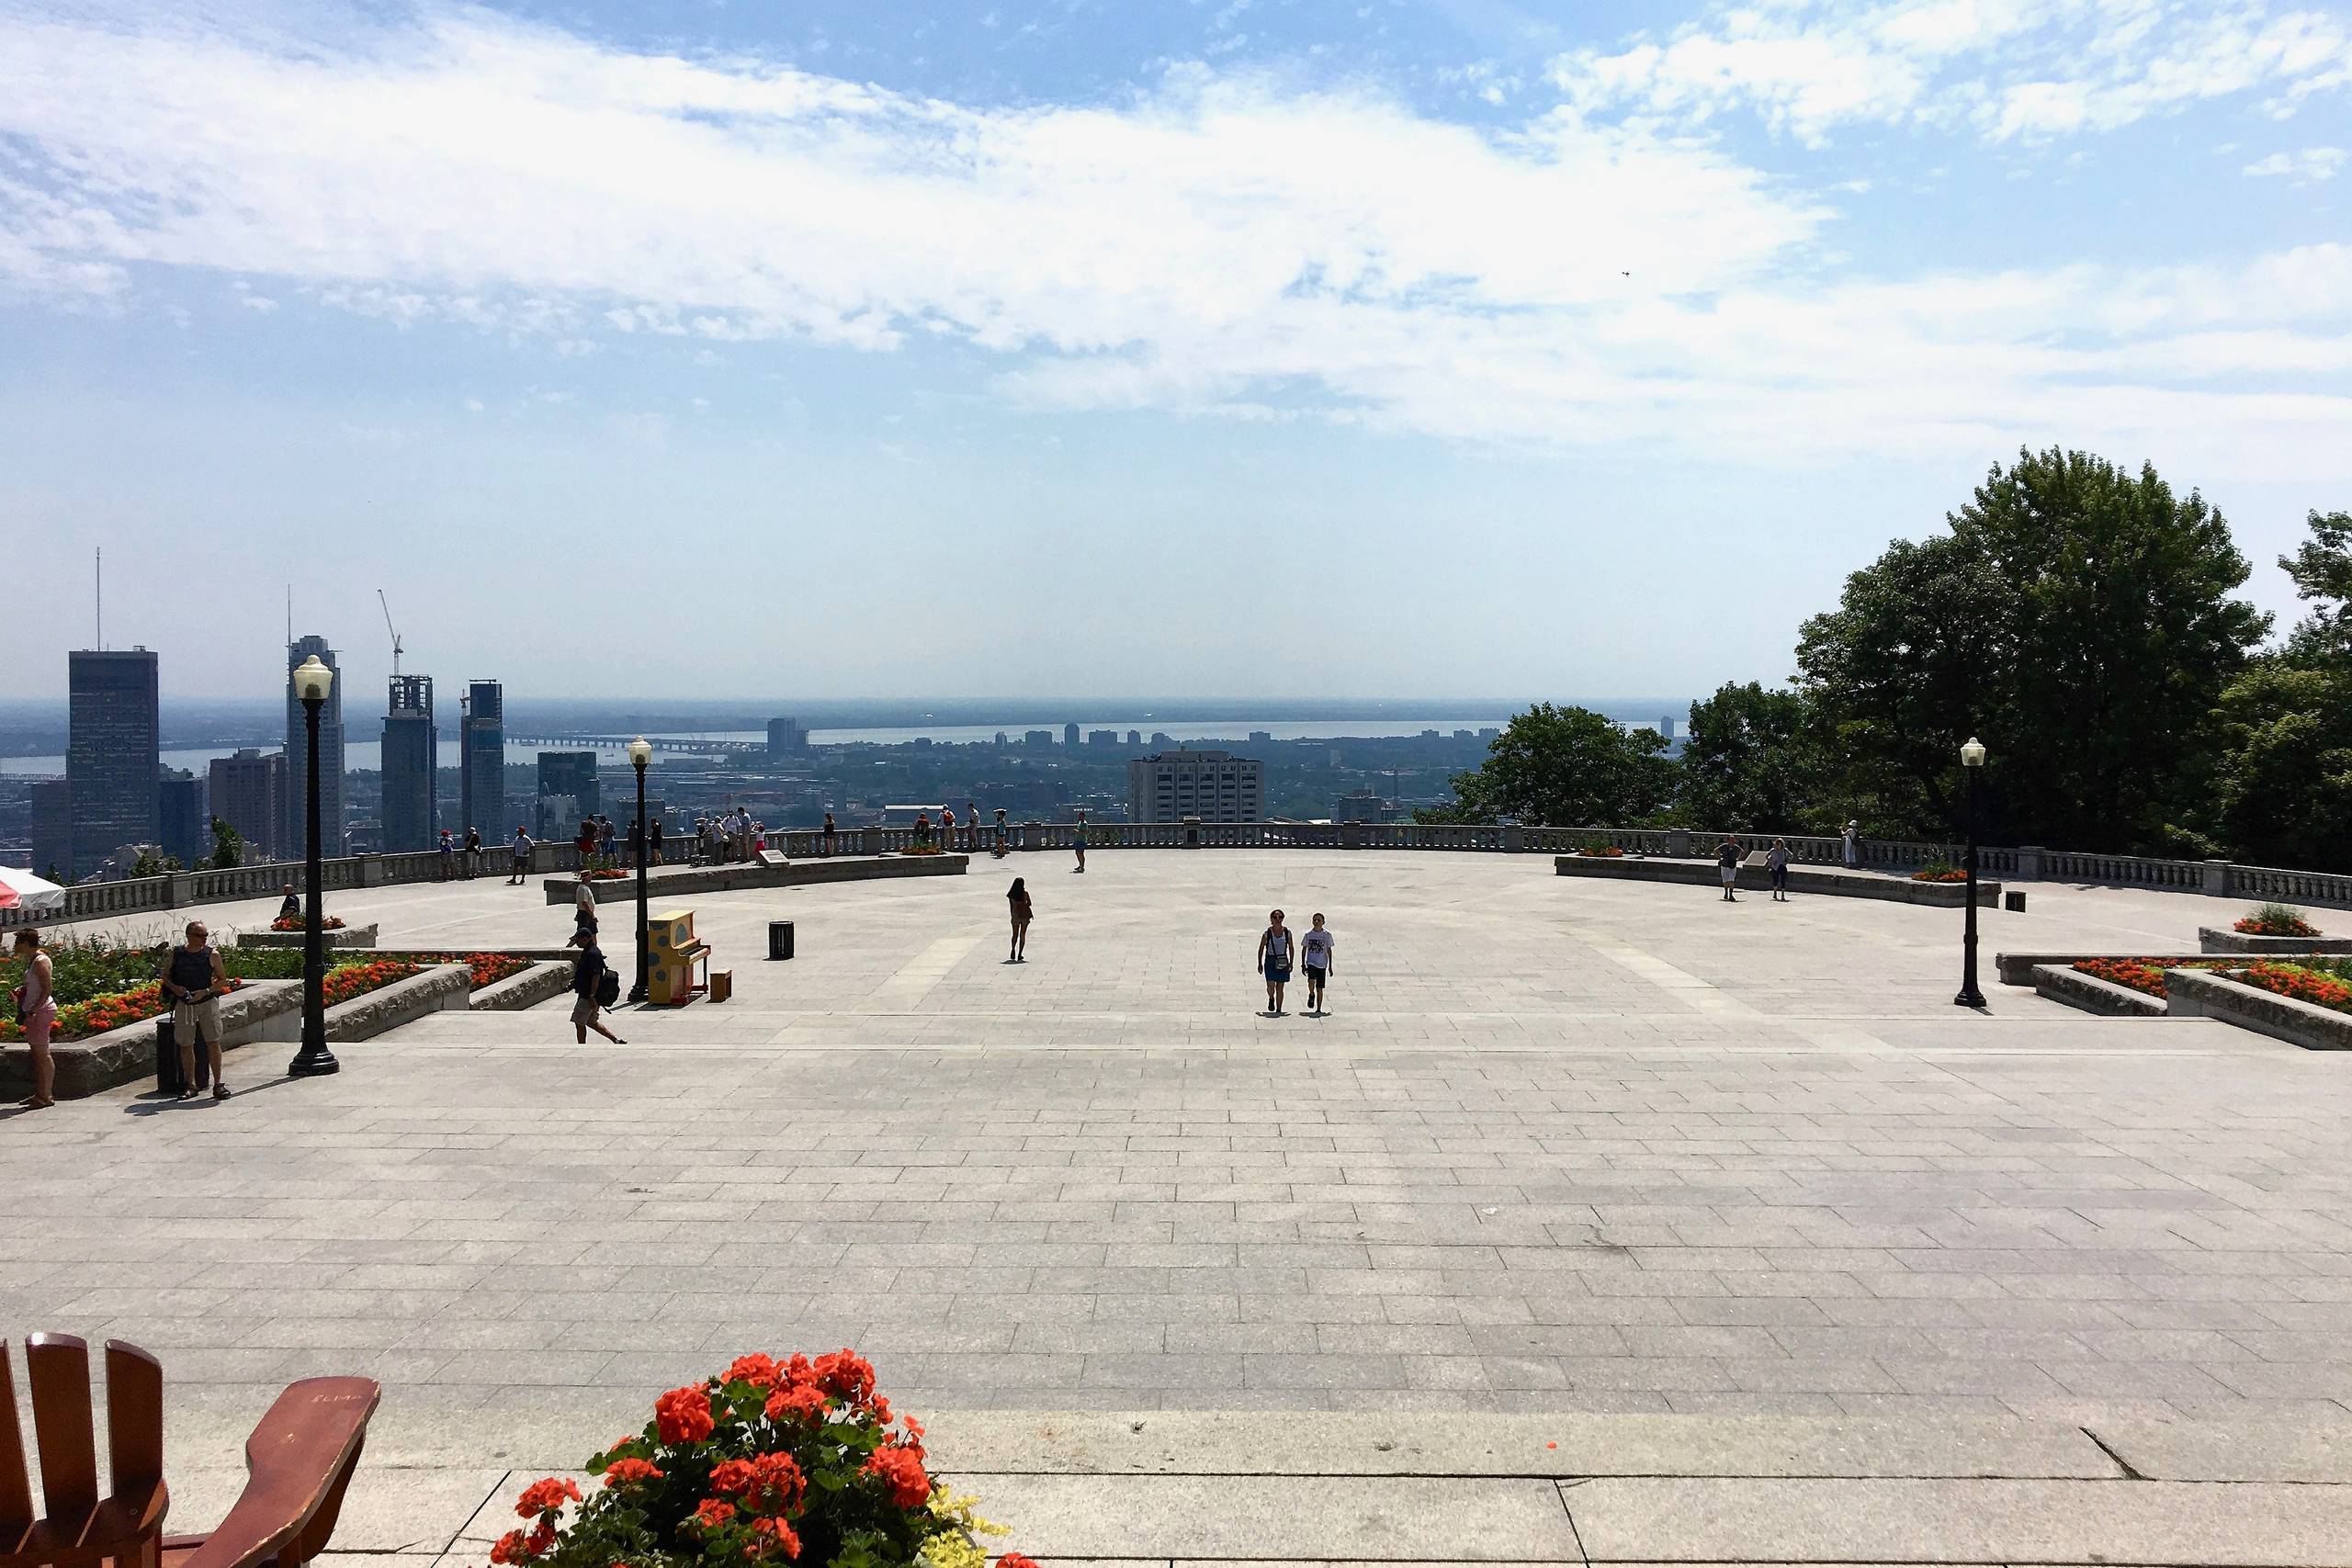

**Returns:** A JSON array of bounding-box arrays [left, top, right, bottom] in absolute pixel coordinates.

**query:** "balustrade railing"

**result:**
[[12, 818, 2351, 927]]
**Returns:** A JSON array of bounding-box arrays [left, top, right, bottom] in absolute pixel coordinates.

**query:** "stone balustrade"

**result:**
[[10, 818, 2350, 928]]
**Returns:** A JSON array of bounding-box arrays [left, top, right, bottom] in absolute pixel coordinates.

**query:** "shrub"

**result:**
[[2234, 903, 2321, 938], [2071, 957, 2229, 998], [271, 915, 346, 932], [1910, 862, 1968, 883], [478, 1352, 1035, 1568]]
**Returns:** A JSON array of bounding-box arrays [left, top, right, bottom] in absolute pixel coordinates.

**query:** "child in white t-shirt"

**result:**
[[1301, 913, 1335, 1016]]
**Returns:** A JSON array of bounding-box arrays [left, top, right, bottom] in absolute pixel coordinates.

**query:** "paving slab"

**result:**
[[967, 1474, 1583, 1561], [2086, 1416, 2352, 1483], [1561, 1476, 2352, 1566]]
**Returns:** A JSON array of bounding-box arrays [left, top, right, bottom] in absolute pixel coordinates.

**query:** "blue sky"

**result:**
[[3, 0, 2347, 702]]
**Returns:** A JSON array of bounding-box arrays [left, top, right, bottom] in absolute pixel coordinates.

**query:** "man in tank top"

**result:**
[[162, 920, 231, 1100]]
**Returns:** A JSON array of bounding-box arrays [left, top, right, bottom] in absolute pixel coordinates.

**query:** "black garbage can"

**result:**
[[768, 919, 795, 961], [2004, 890, 2027, 912]]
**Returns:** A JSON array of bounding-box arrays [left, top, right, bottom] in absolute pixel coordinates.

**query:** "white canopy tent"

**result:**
[[0, 865, 66, 919]]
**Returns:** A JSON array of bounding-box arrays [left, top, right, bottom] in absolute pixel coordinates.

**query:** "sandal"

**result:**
[[175, 1087, 196, 1101], [19, 1097, 54, 1110], [213, 1083, 232, 1100]]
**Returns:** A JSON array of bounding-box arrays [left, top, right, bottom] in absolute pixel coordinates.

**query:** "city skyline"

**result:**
[[4, 0, 2346, 699]]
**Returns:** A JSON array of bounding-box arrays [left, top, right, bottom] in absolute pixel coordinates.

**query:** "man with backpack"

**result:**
[[570, 930, 626, 1045]]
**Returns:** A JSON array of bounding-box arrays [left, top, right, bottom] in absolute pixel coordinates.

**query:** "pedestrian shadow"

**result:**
[[121, 1074, 302, 1115]]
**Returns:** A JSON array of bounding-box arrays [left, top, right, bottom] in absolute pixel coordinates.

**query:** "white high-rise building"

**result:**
[[1127, 750, 1264, 823]]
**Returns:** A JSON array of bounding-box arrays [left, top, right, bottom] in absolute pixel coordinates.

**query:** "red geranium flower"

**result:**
[[813, 1349, 876, 1406], [656, 1385, 717, 1444], [514, 1477, 582, 1518], [764, 1383, 829, 1424], [489, 1529, 531, 1564], [747, 1514, 803, 1561], [998, 1555, 1041, 1568], [694, 1498, 739, 1529], [726, 1353, 782, 1390], [864, 1442, 931, 1508], [602, 1457, 663, 1487], [709, 1459, 758, 1496]]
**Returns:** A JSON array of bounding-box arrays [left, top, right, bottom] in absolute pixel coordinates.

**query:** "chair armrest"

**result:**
[[173, 1379, 379, 1568]]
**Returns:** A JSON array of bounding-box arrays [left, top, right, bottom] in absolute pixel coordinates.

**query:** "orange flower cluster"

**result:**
[[2072, 957, 2229, 998], [320, 960, 425, 1008], [2243, 962, 2352, 1013], [270, 915, 346, 931], [2236, 912, 2321, 936], [407, 952, 531, 990], [0, 977, 248, 1043]]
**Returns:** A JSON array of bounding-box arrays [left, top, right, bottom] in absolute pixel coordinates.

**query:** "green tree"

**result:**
[[1417, 704, 1674, 826], [2210, 664, 2352, 873], [205, 816, 245, 870], [1674, 682, 1828, 831], [1796, 447, 2268, 849], [2280, 509, 2352, 670]]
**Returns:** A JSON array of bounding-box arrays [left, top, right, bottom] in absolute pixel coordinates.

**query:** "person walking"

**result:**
[[572, 876, 600, 943], [10, 929, 56, 1110], [463, 826, 482, 879], [940, 805, 956, 852], [437, 828, 455, 880], [965, 802, 979, 852], [598, 815, 617, 866], [161, 920, 230, 1101], [509, 826, 534, 885], [625, 814, 643, 872], [1258, 909, 1295, 1016], [1006, 875, 1033, 962], [1841, 820, 1860, 870], [992, 808, 1010, 858], [1767, 838, 1792, 901], [1072, 809, 1088, 874], [1716, 835, 1742, 902], [1300, 913, 1335, 1016], [569, 931, 626, 1045], [821, 811, 837, 856]]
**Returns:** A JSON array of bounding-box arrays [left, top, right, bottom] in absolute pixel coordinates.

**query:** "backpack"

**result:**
[[596, 970, 621, 1007]]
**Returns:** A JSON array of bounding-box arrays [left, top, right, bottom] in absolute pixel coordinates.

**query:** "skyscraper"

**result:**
[[283, 635, 346, 857], [766, 717, 808, 756], [460, 680, 505, 836], [67, 648, 159, 879], [1127, 750, 1264, 824], [382, 674, 437, 852], [208, 749, 285, 863], [1064, 722, 1081, 749], [30, 779, 72, 882], [158, 772, 206, 864], [535, 750, 600, 838]]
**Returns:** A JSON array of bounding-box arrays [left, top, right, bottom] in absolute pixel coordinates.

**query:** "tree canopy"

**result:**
[[1419, 703, 1673, 827]]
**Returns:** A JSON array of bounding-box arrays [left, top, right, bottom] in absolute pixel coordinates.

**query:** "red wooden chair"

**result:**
[[1, 1336, 379, 1568]]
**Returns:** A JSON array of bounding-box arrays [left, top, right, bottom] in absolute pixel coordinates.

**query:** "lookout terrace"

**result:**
[[8, 840, 2352, 1565]]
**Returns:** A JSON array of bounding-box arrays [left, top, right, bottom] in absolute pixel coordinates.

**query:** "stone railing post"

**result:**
[[1501, 826, 1525, 853], [2203, 859, 2230, 897], [1182, 816, 1202, 848], [358, 853, 385, 888], [1666, 829, 1690, 859], [1340, 820, 1364, 850], [862, 827, 882, 855], [2017, 845, 2043, 882], [164, 872, 189, 908]]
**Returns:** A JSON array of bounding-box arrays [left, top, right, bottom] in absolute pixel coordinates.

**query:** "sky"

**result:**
[[2, 0, 2347, 703]]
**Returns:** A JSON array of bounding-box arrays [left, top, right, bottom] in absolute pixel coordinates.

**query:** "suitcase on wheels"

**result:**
[[154, 1017, 210, 1094]]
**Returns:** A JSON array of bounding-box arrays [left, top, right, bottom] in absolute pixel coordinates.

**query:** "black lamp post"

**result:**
[[627, 737, 652, 1004], [288, 655, 340, 1077], [1954, 735, 1988, 1009]]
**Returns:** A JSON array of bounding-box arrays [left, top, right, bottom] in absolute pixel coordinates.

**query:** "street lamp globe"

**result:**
[[1960, 736, 1987, 768], [628, 737, 652, 768], [293, 655, 334, 703]]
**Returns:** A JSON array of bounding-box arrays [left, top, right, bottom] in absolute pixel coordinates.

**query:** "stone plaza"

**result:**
[[8, 849, 2352, 1563]]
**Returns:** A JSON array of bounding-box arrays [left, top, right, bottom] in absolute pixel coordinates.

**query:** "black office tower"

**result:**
[[67, 648, 159, 878], [459, 680, 505, 837], [383, 674, 437, 852]]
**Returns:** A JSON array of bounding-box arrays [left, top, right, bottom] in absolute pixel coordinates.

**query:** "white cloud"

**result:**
[[2245, 145, 2346, 180], [1551, 0, 2352, 145], [0, 3, 2346, 477]]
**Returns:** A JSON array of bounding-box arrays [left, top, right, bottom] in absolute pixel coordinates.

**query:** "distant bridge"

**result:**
[[502, 733, 767, 755]]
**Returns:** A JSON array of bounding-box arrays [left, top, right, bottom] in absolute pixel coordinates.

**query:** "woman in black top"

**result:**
[[1007, 877, 1033, 963]]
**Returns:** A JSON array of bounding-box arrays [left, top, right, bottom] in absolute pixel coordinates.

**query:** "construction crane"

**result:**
[[379, 589, 402, 677]]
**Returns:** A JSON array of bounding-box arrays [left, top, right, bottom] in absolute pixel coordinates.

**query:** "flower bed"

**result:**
[[320, 960, 424, 1008], [2, 941, 337, 1043], [1909, 863, 1968, 883], [582, 868, 629, 881], [1576, 846, 1626, 857], [2240, 961, 2352, 1014], [271, 914, 347, 932], [2236, 904, 2320, 938], [481, 1351, 1035, 1568], [898, 844, 946, 857], [2071, 957, 2230, 998], [407, 952, 532, 991]]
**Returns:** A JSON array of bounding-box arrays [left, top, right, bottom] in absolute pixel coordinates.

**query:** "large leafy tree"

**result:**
[[2210, 665, 2352, 873], [1674, 682, 1831, 831], [1796, 447, 2268, 849], [1419, 703, 1674, 826], [2280, 509, 2352, 669]]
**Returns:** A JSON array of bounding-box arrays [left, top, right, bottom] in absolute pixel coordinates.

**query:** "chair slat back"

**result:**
[[0, 1342, 35, 1539], [178, 1378, 379, 1568], [104, 1341, 166, 1499], [25, 1334, 98, 1520]]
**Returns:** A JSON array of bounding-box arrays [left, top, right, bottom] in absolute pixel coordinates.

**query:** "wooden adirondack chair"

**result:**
[[0, 1336, 379, 1568]]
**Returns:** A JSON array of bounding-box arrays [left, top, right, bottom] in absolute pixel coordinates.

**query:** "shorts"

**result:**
[[172, 995, 222, 1042], [1264, 964, 1292, 984], [571, 993, 600, 1027], [1304, 964, 1329, 986], [1719, 865, 1737, 885]]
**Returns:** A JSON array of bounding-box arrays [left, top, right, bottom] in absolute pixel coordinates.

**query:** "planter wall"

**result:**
[[469, 960, 574, 1012], [2028, 964, 2168, 1018], [2165, 968, 2352, 1052], [2197, 927, 2352, 954], [1555, 855, 2001, 908], [548, 853, 968, 907], [325, 963, 469, 1042], [234, 922, 380, 950]]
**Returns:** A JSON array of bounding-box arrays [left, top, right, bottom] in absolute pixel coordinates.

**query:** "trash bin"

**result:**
[[2004, 890, 2027, 912], [768, 919, 795, 961]]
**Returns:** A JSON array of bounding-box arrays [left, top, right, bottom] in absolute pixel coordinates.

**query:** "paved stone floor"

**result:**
[[9, 851, 2352, 1562]]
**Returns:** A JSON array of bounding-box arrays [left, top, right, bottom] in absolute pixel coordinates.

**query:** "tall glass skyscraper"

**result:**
[[382, 673, 437, 852], [284, 634, 347, 856], [459, 679, 505, 837], [67, 648, 159, 878]]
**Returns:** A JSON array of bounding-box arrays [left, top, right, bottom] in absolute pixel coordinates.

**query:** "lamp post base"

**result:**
[[288, 1047, 341, 1077], [1953, 988, 1986, 1010]]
